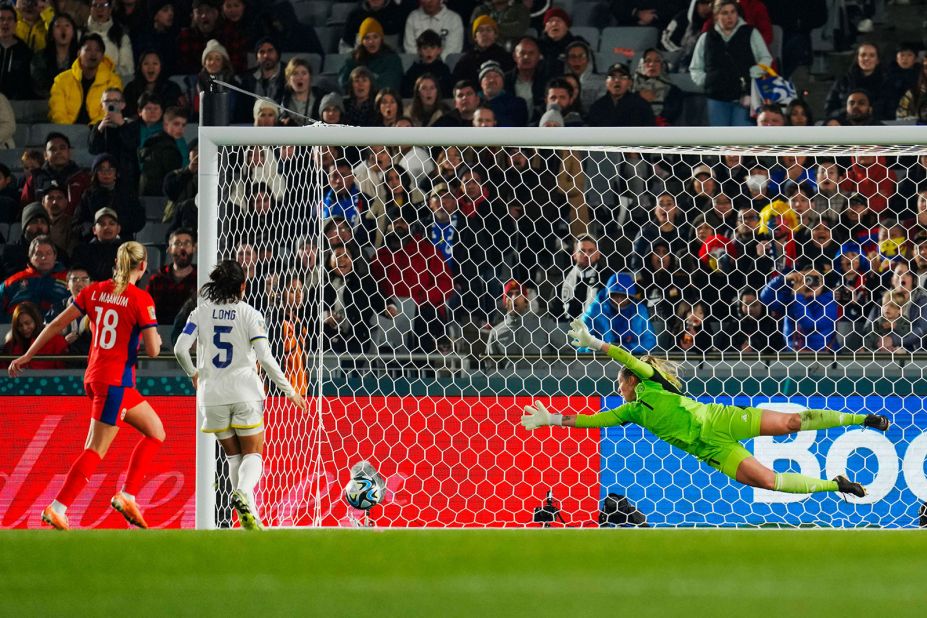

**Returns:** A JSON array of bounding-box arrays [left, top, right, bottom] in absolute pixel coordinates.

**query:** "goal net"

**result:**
[[199, 126, 927, 529]]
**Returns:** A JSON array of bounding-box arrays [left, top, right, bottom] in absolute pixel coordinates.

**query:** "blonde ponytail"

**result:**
[[112, 241, 147, 295], [641, 355, 684, 392]]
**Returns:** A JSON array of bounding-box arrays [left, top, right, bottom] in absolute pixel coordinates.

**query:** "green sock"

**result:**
[[774, 473, 839, 494], [799, 409, 866, 431]]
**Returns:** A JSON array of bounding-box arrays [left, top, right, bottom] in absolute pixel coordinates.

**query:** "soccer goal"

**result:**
[[197, 125, 927, 529]]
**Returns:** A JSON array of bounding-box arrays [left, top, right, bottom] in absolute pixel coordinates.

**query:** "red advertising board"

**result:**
[[2, 396, 196, 529], [3, 395, 601, 529]]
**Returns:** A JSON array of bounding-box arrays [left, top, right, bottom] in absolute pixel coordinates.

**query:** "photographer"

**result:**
[[87, 88, 140, 190], [760, 267, 839, 351]]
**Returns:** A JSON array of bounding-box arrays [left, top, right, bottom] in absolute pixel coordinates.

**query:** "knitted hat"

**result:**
[[543, 7, 571, 27], [253, 98, 280, 121], [479, 60, 504, 81], [539, 105, 565, 127], [358, 17, 384, 40], [471, 15, 498, 39], [21, 202, 48, 228], [91, 153, 117, 173], [201, 39, 230, 66], [320, 92, 345, 113]]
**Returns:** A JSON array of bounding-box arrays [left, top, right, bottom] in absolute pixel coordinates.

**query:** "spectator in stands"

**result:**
[[238, 37, 285, 108], [54, 1, 91, 25], [895, 155, 927, 224], [40, 180, 77, 257], [755, 103, 785, 127], [673, 301, 717, 352], [14, 0, 46, 52], [814, 159, 849, 221], [391, 123, 435, 186], [133, 0, 179, 77], [138, 105, 188, 196], [470, 0, 530, 50], [881, 42, 919, 121], [712, 153, 748, 185], [689, 0, 771, 127], [70, 206, 122, 281], [760, 266, 839, 351], [636, 237, 688, 332], [49, 32, 123, 124], [373, 88, 401, 126], [873, 262, 927, 350], [610, 0, 669, 29], [551, 234, 609, 321], [797, 214, 840, 272], [48, 264, 92, 355], [843, 155, 896, 216], [353, 145, 391, 202], [30, 12, 79, 99], [340, 0, 407, 53], [121, 50, 184, 118], [406, 74, 451, 126], [433, 78, 479, 126], [452, 15, 510, 86], [723, 205, 773, 291], [865, 289, 914, 352], [722, 288, 785, 352], [86, 0, 135, 83], [146, 227, 197, 324], [633, 48, 683, 126], [1, 201, 48, 277], [563, 39, 604, 112], [252, 98, 279, 127], [581, 272, 657, 354], [587, 62, 655, 127], [401, 29, 452, 99], [74, 153, 143, 240], [0, 5, 33, 100], [367, 164, 425, 247], [831, 88, 882, 126], [114, 0, 148, 46], [661, 0, 712, 72], [769, 154, 815, 197], [785, 98, 814, 127], [684, 162, 717, 213], [370, 209, 453, 354], [87, 87, 144, 188], [537, 7, 577, 76], [322, 160, 373, 247], [404, 0, 464, 58], [0, 162, 17, 218], [324, 244, 392, 356], [704, 190, 738, 237], [478, 60, 527, 126], [630, 192, 690, 272], [825, 42, 886, 119], [838, 192, 879, 249], [1, 300, 68, 369], [164, 138, 198, 231], [505, 35, 546, 122], [699, 0, 773, 45], [176, 0, 223, 75], [340, 17, 404, 94], [0, 235, 70, 321], [487, 279, 565, 366], [214, 0, 248, 72], [343, 65, 377, 127], [896, 54, 927, 123], [278, 57, 324, 126], [187, 38, 236, 118]]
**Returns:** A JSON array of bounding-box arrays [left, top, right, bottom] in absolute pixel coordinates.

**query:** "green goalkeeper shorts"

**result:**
[[690, 404, 764, 480]]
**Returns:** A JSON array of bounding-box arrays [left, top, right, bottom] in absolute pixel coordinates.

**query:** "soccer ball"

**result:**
[[344, 475, 382, 510]]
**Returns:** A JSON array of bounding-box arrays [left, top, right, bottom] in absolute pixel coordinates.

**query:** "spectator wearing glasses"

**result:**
[[633, 48, 683, 127], [146, 228, 197, 324], [85, 0, 135, 83], [563, 39, 605, 113], [451, 14, 513, 85]]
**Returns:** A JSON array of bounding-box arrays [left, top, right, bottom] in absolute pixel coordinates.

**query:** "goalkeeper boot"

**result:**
[[41, 505, 70, 531], [111, 492, 149, 529], [231, 489, 263, 531], [833, 475, 867, 498], [863, 414, 890, 432]]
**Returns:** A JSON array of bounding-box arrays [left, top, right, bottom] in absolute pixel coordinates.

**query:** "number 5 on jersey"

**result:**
[[213, 325, 233, 368]]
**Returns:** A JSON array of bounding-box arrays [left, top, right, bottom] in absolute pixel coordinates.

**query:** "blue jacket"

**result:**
[[582, 291, 656, 354], [760, 274, 839, 351]]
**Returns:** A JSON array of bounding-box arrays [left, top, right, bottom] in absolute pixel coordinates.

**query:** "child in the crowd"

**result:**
[[18, 149, 44, 191], [865, 289, 912, 352], [401, 29, 453, 99]]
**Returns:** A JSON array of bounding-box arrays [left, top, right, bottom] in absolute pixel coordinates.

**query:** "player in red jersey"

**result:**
[[8, 241, 165, 530]]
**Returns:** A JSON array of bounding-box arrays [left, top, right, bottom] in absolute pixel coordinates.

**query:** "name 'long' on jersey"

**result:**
[[182, 299, 269, 405]]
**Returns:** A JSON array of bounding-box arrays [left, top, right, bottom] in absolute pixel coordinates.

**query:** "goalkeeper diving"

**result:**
[[520, 319, 892, 497]]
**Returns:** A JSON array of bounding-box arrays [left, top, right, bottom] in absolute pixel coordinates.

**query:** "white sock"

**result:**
[[237, 454, 263, 501], [120, 491, 135, 502], [51, 500, 67, 515], [226, 454, 242, 491]]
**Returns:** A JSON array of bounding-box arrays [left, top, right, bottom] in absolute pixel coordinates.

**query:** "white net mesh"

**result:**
[[211, 133, 927, 528]]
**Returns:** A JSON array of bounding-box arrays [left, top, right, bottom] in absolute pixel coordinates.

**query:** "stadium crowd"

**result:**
[[1, 0, 927, 374]]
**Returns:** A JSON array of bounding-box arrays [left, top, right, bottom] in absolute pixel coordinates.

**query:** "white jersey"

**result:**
[[181, 299, 270, 405]]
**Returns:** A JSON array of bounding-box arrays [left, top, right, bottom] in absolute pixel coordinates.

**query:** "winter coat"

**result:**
[[48, 56, 124, 124]]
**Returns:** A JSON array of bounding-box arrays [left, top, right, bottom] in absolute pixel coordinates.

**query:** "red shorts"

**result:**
[[85, 383, 147, 427]]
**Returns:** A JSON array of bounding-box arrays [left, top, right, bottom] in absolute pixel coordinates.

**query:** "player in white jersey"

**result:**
[[174, 260, 307, 530]]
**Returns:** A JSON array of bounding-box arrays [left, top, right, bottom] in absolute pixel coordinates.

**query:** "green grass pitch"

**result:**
[[1, 529, 925, 617]]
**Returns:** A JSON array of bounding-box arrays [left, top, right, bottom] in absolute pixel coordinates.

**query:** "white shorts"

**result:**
[[201, 401, 264, 439]]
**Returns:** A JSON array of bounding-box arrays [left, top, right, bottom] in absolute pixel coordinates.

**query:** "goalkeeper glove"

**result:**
[[521, 401, 562, 430], [568, 318, 603, 350]]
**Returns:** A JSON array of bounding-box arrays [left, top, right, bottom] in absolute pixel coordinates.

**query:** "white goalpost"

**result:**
[[196, 125, 927, 530]]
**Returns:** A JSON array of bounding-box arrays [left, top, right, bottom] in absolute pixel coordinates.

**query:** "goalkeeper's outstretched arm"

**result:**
[[520, 401, 627, 430], [567, 318, 654, 380]]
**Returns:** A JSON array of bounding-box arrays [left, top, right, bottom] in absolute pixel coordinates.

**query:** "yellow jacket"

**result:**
[[48, 57, 123, 125], [15, 6, 53, 52]]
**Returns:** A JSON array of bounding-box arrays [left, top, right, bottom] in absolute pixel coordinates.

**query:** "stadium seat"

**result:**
[[141, 196, 167, 222], [169, 74, 191, 93], [572, 2, 608, 28], [599, 27, 658, 54], [7, 222, 21, 243], [0, 147, 24, 172], [281, 52, 323, 76], [314, 26, 341, 54], [323, 53, 351, 75], [184, 122, 198, 144], [328, 2, 354, 26], [137, 222, 171, 245], [71, 149, 95, 168], [10, 99, 49, 123], [13, 123, 29, 147], [143, 243, 164, 271], [292, 0, 330, 26], [571, 27, 600, 52], [31, 123, 90, 148], [445, 53, 463, 72], [400, 53, 416, 72]]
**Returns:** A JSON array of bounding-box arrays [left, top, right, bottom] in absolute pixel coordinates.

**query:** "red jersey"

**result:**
[[73, 280, 158, 387]]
